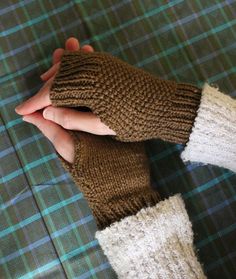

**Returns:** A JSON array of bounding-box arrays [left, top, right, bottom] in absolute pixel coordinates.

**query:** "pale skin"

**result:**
[[15, 37, 115, 164]]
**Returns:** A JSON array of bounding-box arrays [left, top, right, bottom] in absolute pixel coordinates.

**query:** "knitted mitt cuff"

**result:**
[[181, 82, 236, 173], [95, 194, 206, 279], [162, 82, 202, 144], [55, 131, 161, 230], [49, 50, 202, 144]]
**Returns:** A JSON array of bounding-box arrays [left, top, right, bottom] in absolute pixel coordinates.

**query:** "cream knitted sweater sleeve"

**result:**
[[96, 194, 206, 279], [181, 82, 236, 173], [94, 82, 236, 279]]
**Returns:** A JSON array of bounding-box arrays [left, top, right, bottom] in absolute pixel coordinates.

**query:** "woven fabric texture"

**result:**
[[1, 1, 236, 279]]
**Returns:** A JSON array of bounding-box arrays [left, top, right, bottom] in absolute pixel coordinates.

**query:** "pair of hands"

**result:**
[[15, 37, 115, 164]]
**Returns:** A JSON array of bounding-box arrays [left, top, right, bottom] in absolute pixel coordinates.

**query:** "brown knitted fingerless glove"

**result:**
[[57, 131, 161, 230], [50, 50, 202, 144]]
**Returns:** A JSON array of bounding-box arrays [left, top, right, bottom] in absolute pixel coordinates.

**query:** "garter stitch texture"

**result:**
[[50, 50, 202, 144], [96, 194, 206, 279], [181, 83, 236, 173], [56, 131, 161, 230]]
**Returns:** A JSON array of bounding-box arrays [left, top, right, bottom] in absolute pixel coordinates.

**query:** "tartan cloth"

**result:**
[[0, 0, 236, 278]]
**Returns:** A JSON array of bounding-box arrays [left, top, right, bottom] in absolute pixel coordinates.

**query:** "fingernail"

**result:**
[[15, 104, 23, 112], [43, 108, 53, 120], [40, 72, 46, 79]]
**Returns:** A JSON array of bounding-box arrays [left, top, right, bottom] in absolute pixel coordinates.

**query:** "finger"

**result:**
[[65, 37, 80, 51], [40, 62, 60, 81], [81, 45, 94, 52], [41, 39, 88, 81], [22, 112, 75, 164], [43, 106, 116, 135], [15, 75, 53, 115], [53, 48, 64, 64], [40, 49, 64, 81]]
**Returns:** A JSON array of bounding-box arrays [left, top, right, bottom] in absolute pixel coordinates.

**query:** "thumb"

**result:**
[[43, 106, 116, 136], [22, 111, 75, 164]]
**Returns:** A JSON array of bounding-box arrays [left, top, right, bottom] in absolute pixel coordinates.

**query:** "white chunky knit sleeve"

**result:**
[[181, 82, 236, 173], [95, 194, 206, 279]]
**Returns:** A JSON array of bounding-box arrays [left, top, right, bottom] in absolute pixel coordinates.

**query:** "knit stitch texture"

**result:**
[[181, 83, 236, 173], [56, 131, 161, 229], [50, 50, 202, 144], [96, 194, 206, 279]]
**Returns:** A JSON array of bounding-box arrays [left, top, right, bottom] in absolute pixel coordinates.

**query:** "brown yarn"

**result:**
[[50, 50, 202, 144], [57, 131, 161, 230]]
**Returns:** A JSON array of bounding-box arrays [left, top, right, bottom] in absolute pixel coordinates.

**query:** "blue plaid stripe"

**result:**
[[0, 117, 67, 278], [1, 0, 236, 278], [0, 1, 116, 278]]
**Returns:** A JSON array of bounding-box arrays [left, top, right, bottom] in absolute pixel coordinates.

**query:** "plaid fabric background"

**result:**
[[0, 0, 235, 278]]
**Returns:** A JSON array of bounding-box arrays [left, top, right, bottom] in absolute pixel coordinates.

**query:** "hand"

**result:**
[[15, 37, 115, 164], [47, 50, 201, 144]]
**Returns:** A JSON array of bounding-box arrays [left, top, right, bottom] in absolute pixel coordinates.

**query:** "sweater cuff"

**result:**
[[95, 194, 206, 279], [181, 82, 236, 173]]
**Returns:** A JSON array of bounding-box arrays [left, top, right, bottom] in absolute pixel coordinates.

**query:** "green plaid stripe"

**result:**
[[1, 0, 236, 278], [0, 114, 66, 279], [0, 1, 116, 278]]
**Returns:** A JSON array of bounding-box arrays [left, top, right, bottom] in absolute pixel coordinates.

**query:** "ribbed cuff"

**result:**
[[50, 51, 101, 107], [181, 82, 236, 173], [96, 194, 206, 279], [160, 82, 202, 144]]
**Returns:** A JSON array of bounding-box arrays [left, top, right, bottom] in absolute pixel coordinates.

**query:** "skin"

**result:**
[[15, 37, 115, 164]]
